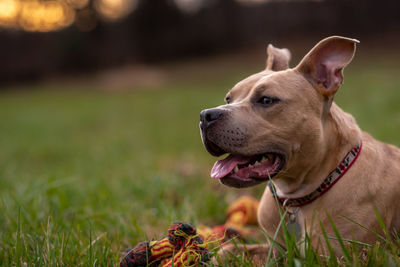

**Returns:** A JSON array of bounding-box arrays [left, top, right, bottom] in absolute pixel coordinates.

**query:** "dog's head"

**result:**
[[200, 36, 358, 188]]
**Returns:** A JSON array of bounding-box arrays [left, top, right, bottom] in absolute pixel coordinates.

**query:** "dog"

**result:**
[[199, 36, 400, 260]]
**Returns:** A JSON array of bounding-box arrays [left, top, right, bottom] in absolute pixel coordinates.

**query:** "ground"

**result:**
[[0, 46, 399, 266]]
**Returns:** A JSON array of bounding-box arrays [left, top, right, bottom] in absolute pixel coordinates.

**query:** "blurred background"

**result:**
[[0, 0, 399, 265], [1, 0, 400, 85]]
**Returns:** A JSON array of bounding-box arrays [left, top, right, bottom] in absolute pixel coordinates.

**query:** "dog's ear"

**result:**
[[266, 44, 291, 71], [295, 36, 359, 98]]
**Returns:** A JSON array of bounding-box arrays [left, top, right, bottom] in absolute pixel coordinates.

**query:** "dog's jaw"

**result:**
[[210, 152, 286, 188]]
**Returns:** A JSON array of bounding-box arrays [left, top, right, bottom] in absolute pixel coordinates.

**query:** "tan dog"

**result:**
[[199, 36, 400, 259]]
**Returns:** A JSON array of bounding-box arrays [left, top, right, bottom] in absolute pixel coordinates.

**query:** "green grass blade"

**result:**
[[326, 213, 351, 263]]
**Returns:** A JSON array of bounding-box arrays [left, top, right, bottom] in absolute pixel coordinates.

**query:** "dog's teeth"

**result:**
[[248, 163, 253, 167], [261, 156, 267, 162], [267, 154, 274, 161], [254, 160, 260, 166], [234, 166, 239, 173]]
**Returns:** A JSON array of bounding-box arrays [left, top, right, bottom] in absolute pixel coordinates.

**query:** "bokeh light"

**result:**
[[0, 0, 20, 27], [0, 0, 76, 32], [0, 0, 138, 32], [94, 0, 138, 21], [19, 0, 75, 32]]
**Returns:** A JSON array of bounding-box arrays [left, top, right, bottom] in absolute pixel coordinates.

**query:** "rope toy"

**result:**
[[120, 222, 212, 267], [120, 196, 260, 266], [197, 195, 260, 241]]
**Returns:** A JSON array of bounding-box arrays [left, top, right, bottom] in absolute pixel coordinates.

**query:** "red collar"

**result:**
[[269, 141, 362, 207]]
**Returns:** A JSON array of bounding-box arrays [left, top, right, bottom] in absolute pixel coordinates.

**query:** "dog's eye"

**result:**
[[257, 96, 278, 106], [225, 96, 231, 104]]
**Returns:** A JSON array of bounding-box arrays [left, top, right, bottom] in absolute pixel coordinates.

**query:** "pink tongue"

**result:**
[[211, 154, 251, 179]]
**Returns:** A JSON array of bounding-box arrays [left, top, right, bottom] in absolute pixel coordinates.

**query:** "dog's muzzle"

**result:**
[[200, 108, 226, 156]]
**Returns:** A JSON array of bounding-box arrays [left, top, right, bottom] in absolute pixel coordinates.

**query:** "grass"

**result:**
[[0, 50, 399, 266]]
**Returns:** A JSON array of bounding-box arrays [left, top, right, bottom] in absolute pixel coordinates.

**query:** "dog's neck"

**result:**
[[272, 102, 362, 199]]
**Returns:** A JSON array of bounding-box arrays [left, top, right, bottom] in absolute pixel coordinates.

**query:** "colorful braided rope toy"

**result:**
[[120, 222, 211, 267], [198, 195, 260, 241], [120, 196, 260, 266]]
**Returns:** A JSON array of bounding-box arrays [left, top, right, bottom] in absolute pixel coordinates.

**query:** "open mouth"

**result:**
[[211, 151, 285, 188]]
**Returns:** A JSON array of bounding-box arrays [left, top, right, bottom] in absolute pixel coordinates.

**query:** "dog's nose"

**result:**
[[200, 108, 223, 128]]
